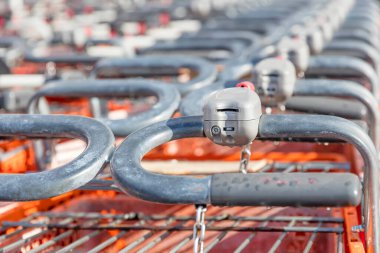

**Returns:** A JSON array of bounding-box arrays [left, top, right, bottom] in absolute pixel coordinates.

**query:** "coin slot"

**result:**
[[216, 108, 239, 112]]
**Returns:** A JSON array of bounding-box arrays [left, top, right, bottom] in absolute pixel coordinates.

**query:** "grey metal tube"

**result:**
[[204, 20, 276, 35], [333, 29, 380, 50], [218, 61, 253, 83], [90, 56, 217, 95], [23, 54, 100, 65], [0, 114, 114, 201], [323, 40, 380, 69], [180, 62, 253, 116], [211, 173, 361, 206], [111, 116, 210, 204], [110, 115, 378, 252], [179, 82, 222, 116], [346, 14, 379, 26], [139, 40, 246, 64], [341, 19, 378, 37], [285, 97, 367, 121], [346, 12, 379, 25], [307, 56, 379, 97], [180, 30, 263, 60], [258, 114, 379, 253], [293, 79, 380, 149], [27, 79, 181, 137], [182, 92, 367, 124], [179, 30, 260, 47], [180, 79, 378, 143]]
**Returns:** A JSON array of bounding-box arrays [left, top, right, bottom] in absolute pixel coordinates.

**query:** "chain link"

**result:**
[[193, 204, 207, 253], [239, 143, 251, 174]]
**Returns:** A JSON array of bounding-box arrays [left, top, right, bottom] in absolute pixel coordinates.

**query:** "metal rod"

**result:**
[[268, 219, 297, 253], [1, 223, 343, 234], [234, 221, 270, 253], [0, 115, 114, 201], [302, 222, 322, 253]]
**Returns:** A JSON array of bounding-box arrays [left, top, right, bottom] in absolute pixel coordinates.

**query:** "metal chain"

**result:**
[[193, 204, 207, 253], [239, 143, 252, 174]]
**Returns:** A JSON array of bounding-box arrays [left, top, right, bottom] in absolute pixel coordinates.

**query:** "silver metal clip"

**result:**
[[193, 204, 207, 253], [239, 143, 251, 174]]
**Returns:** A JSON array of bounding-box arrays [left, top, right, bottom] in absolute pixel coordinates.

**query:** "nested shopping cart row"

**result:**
[[0, 0, 379, 252]]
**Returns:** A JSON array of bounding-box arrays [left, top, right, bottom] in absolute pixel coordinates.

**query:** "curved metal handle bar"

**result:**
[[306, 56, 379, 98], [286, 97, 367, 120], [27, 79, 180, 137], [0, 114, 114, 201], [236, 9, 291, 17], [333, 29, 380, 50], [84, 38, 123, 48], [0, 59, 10, 75], [341, 19, 379, 36], [179, 31, 263, 61], [218, 61, 253, 83], [179, 82, 222, 116], [323, 40, 380, 69], [110, 115, 379, 252], [346, 11, 379, 25], [259, 115, 378, 253], [348, 6, 379, 18], [214, 10, 288, 22], [0, 36, 25, 49], [181, 30, 261, 49], [204, 20, 276, 35], [0, 37, 25, 73], [293, 79, 380, 149], [180, 79, 377, 135], [214, 15, 284, 23], [139, 40, 247, 64], [179, 61, 253, 116], [90, 56, 217, 95], [23, 53, 100, 65]]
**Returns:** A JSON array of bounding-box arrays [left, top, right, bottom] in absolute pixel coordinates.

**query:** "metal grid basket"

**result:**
[[0, 161, 353, 253]]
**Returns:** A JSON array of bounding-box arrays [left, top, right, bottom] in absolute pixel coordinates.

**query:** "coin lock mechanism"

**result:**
[[277, 37, 310, 76], [203, 87, 262, 147], [290, 24, 324, 55], [253, 57, 296, 107]]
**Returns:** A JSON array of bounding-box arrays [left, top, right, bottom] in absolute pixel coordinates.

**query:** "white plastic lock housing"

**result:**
[[203, 87, 262, 147], [290, 24, 324, 55], [277, 37, 310, 74], [253, 58, 296, 107]]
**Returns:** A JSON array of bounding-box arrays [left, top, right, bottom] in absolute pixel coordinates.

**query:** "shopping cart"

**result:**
[[0, 1, 377, 253]]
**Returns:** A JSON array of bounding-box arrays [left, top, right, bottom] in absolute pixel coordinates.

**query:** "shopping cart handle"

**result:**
[[91, 56, 217, 95], [0, 59, 10, 74], [290, 79, 380, 149], [138, 40, 246, 64], [180, 30, 260, 49], [342, 19, 378, 37], [286, 97, 367, 119], [322, 40, 379, 69], [27, 79, 180, 137], [204, 20, 275, 35], [0, 114, 114, 201], [180, 79, 379, 148], [111, 115, 375, 207], [219, 61, 253, 83], [306, 56, 378, 97], [211, 173, 361, 206], [346, 9, 379, 23], [333, 29, 379, 49], [23, 54, 100, 65], [292, 79, 378, 131]]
